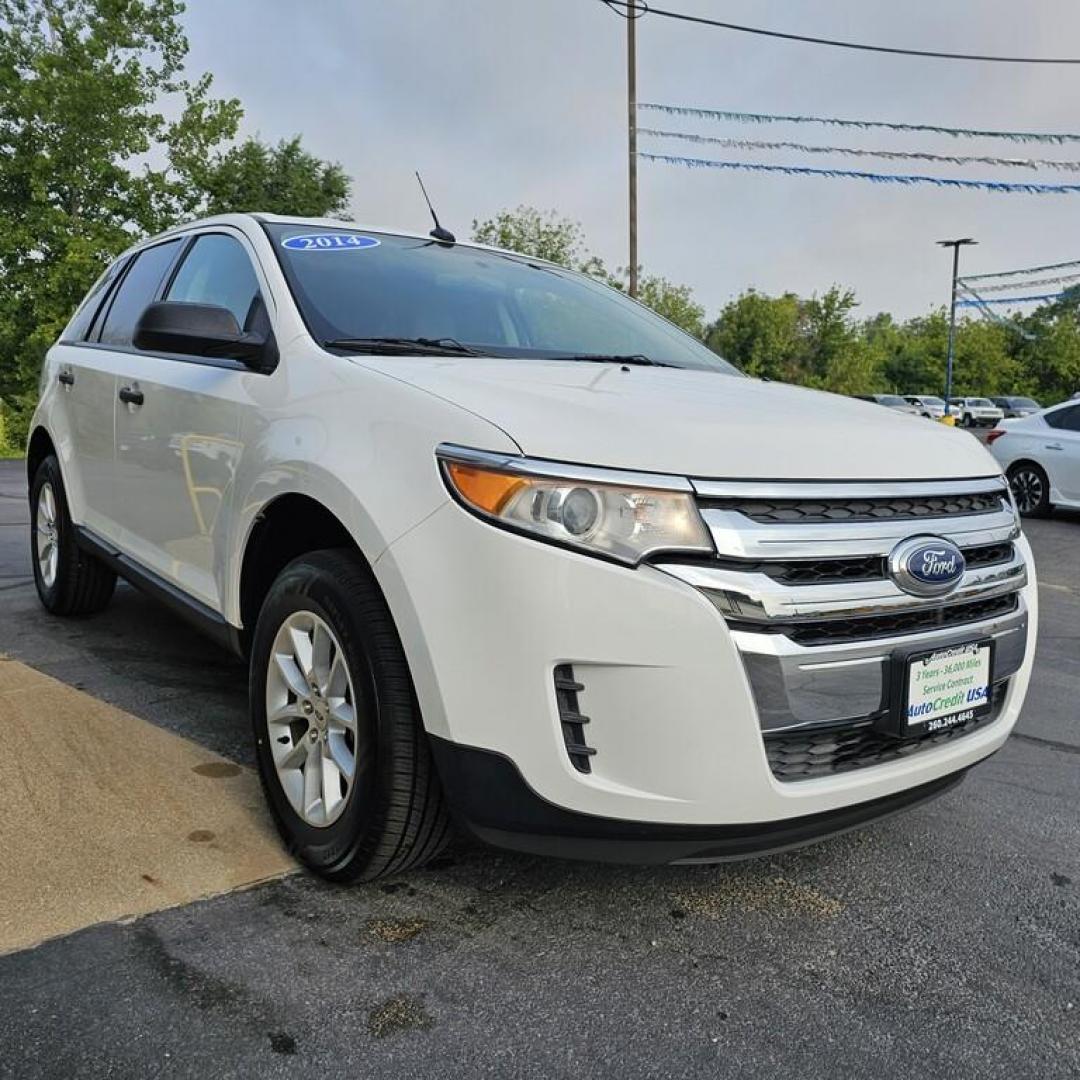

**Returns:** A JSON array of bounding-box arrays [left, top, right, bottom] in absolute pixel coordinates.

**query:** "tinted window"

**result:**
[[878, 395, 907, 406], [166, 233, 262, 329], [97, 240, 182, 346], [267, 224, 739, 373], [64, 257, 128, 342], [1046, 404, 1080, 431]]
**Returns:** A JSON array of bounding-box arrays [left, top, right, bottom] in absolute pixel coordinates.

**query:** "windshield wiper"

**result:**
[[322, 336, 480, 356], [546, 353, 675, 368]]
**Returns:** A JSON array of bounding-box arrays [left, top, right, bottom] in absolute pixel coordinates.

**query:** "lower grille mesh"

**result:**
[[764, 682, 1008, 781]]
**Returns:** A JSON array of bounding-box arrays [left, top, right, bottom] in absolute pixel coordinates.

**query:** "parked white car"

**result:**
[[948, 397, 1004, 427], [904, 394, 947, 420], [988, 399, 1080, 516], [27, 214, 1037, 880]]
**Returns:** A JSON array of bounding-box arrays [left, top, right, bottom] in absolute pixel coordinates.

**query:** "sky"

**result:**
[[181, 0, 1080, 322]]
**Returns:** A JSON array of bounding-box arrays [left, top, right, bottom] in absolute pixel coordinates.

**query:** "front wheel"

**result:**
[[1008, 462, 1052, 518], [250, 549, 451, 881]]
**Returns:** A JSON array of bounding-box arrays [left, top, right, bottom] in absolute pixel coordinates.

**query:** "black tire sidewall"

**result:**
[[30, 455, 72, 611], [250, 557, 391, 876]]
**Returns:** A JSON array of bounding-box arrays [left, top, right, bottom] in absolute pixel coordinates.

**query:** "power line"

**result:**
[[639, 128, 1080, 171], [639, 104, 1080, 144], [640, 151, 1080, 194], [599, 1, 1080, 64]]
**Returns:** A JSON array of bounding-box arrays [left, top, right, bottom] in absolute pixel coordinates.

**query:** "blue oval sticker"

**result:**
[[281, 233, 380, 252]]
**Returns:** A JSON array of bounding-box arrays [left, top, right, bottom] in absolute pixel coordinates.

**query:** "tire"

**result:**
[[30, 455, 116, 615], [250, 549, 451, 882], [1007, 462, 1053, 518]]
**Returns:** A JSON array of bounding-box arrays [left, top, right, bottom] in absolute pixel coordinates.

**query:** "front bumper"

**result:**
[[375, 480, 1037, 851]]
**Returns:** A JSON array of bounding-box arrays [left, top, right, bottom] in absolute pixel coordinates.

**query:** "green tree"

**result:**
[[0, 0, 352, 450], [192, 136, 351, 219], [472, 206, 585, 267]]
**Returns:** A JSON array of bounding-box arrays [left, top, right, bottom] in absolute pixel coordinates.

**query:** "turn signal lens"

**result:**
[[446, 463, 526, 514], [440, 453, 714, 565]]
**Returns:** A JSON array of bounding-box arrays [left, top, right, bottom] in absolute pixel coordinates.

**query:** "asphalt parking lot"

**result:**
[[0, 454, 1077, 1079]]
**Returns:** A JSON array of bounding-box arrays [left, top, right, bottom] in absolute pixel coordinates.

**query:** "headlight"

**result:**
[[437, 446, 714, 565]]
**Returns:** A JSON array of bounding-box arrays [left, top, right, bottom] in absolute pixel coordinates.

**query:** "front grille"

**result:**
[[736, 593, 1018, 646], [704, 541, 1014, 587], [699, 490, 1004, 525], [764, 682, 1008, 781], [554, 664, 595, 773]]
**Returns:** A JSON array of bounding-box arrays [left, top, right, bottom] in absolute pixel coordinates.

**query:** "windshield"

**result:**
[[878, 395, 907, 406], [1010, 397, 1039, 408], [970, 398, 994, 407], [920, 396, 945, 407], [265, 224, 739, 373]]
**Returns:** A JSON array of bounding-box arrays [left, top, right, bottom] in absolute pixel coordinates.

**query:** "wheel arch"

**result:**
[[235, 492, 360, 655], [26, 426, 57, 487]]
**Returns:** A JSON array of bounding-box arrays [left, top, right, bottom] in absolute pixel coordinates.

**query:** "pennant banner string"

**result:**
[[638, 104, 1080, 144], [639, 128, 1080, 172], [956, 271, 1080, 293], [639, 152, 1080, 194], [960, 257, 1080, 281], [956, 290, 1068, 306], [956, 287, 1039, 338]]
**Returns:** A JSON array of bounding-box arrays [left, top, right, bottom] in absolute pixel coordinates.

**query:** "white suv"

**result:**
[[27, 215, 1037, 881]]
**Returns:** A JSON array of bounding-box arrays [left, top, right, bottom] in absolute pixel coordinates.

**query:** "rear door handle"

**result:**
[[58, 370, 74, 387], [118, 386, 144, 406]]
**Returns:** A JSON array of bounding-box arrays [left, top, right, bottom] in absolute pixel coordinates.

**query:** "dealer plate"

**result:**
[[904, 641, 993, 735]]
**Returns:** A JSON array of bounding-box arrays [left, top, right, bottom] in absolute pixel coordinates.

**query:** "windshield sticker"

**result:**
[[281, 233, 380, 252]]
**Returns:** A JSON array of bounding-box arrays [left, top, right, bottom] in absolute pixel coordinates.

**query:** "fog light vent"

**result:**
[[554, 664, 595, 773]]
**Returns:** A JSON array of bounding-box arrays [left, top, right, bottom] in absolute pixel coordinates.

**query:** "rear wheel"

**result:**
[[1008, 462, 1052, 518], [30, 455, 116, 615], [250, 549, 451, 881]]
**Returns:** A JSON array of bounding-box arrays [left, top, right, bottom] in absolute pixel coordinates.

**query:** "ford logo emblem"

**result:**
[[887, 536, 966, 597]]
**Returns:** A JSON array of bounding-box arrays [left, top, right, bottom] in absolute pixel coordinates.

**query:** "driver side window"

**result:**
[[166, 233, 263, 330]]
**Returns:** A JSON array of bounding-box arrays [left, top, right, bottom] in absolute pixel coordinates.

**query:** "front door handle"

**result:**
[[58, 370, 74, 387], [1045, 442, 1064, 451], [118, 386, 144, 406]]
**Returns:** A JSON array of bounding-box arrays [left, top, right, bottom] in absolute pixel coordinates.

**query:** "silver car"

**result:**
[[904, 394, 947, 420], [990, 396, 1042, 419], [859, 394, 923, 417]]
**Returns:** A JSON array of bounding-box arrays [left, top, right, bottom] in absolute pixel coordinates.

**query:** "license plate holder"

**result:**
[[888, 639, 995, 738]]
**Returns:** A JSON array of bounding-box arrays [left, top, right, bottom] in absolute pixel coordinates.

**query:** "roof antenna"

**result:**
[[415, 171, 456, 245]]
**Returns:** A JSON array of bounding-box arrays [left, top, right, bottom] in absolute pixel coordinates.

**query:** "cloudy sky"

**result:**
[[182, 0, 1080, 321]]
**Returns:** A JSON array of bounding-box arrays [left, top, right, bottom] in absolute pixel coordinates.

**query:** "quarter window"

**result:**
[[97, 240, 183, 347], [166, 233, 262, 330], [1046, 404, 1080, 432], [64, 256, 128, 342]]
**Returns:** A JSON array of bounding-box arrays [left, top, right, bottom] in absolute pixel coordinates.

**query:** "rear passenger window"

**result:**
[[166, 234, 262, 330], [64, 257, 128, 342], [1046, 405, 1080, 432], [97, 240, 182, 347]]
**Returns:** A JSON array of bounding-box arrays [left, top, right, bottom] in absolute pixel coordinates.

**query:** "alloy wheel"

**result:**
[[1010, 468, 1044, 515], [35, 482, 59, 589], [265, 610, 360, 827]]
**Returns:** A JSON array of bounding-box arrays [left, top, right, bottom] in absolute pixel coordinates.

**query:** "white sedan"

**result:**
[[989, 399, 1080, 516]]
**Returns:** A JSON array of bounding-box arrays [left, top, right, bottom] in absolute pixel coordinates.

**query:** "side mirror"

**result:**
[[133, 301, 275, 372]]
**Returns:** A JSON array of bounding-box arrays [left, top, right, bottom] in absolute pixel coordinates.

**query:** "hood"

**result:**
[[356, 356, 1001, 481]]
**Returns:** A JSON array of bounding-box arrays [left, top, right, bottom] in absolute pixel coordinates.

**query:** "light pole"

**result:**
[[937, 238, 977, 418], [626, 2, 639, 298]]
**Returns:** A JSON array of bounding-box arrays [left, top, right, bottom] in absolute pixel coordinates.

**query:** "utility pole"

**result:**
[[627, 3, 638, 298], [937, 238, 977, 418]]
